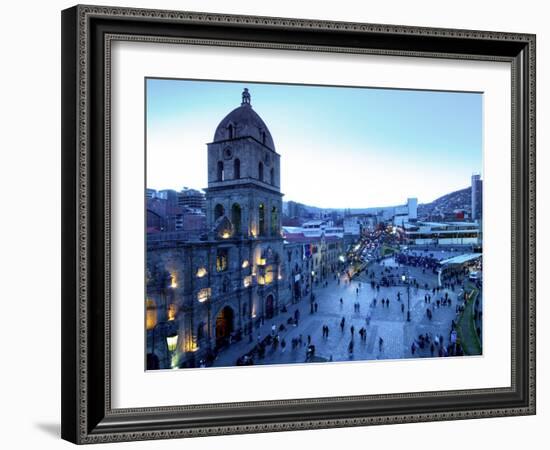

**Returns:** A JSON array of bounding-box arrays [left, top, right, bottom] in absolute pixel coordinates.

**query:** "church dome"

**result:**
[[213, 88, 275, 151]]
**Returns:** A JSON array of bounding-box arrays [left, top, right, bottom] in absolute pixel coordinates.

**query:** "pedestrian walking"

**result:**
[[378, 337, 384, 352], [401, 303, 405, 314], [350, 325, 355, 337]]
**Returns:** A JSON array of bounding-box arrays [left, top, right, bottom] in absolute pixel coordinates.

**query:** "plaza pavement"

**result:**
[[210, 258, 463, 368]]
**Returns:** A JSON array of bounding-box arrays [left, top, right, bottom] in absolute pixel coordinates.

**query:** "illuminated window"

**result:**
[[197, 288, 211, 303], [145, 299, 157, 330], [170, 274, 178, 289], [196, 267, 207, 278], [167, 303, 177, 321], [216, 248, 229, 272], [264, 266, 274, 285]]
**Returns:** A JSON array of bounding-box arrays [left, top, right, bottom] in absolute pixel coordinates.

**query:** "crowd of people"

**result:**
[[395, 251, 441, 271], [228, 244, 482, 367]]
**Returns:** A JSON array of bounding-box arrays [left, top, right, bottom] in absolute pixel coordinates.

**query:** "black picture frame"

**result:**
[[61, 4, 536, 444]]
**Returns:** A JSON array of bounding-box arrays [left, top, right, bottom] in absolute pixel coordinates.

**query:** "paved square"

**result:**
[[211, 257, 462, 367]]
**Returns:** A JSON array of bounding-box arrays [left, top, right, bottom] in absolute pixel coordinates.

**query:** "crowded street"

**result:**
[[208, 245, 478, 368]]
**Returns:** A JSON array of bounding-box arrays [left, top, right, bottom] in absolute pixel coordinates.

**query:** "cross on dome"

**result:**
[[241, 88, 251, 106]]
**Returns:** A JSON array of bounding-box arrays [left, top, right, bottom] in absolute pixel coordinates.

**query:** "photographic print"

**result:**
[[145, 79, 483, 371]]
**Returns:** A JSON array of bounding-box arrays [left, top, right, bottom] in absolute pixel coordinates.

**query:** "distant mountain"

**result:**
[[283, 186, 472, 219], [417, 187, 471, 219]]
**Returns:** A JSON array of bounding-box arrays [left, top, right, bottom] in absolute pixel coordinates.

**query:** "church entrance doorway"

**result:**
[[215, 306, 234, 348]]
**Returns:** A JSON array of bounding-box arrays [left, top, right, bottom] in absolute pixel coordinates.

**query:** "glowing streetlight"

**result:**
[[166, 333, 178, 353], [166, 332, 178, 369]]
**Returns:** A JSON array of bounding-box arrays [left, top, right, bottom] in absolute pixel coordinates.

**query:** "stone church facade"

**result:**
[[146, 89, 287, 369]]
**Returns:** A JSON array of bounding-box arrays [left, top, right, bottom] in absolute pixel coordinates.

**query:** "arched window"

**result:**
[[258, 203, 266, 236], [217, 161, 224, 181], [231, 203, 242, 235], [270, 168, 275, 185], [228, 124, 234, 139], [258, 162, 264, 181], [271, 206, 278, 236], [234, 158, 240, 179], [214, 204, 225, 221]]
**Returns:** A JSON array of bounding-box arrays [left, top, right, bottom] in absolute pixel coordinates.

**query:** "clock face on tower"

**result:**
[[223, 147, 233, 159]]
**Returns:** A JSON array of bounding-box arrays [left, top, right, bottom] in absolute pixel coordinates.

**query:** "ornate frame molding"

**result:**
[[61, 5, 536, 444]]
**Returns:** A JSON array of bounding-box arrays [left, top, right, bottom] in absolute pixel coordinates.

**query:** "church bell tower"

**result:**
[[205, 88, 283, 241]]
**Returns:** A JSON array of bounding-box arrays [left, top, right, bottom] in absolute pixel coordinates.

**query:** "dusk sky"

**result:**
[[146, 78, 482, 209]]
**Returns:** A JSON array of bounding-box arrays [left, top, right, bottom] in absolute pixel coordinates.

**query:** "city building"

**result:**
[[291, 220, 344, 238], [157, 188, 179, 205], [146, 196, 184, 232], [343, 215, 362, 236], [403, 221, 481, 246], [471, 174, 483, 221], [393, 197, 418, 226], [146, 89, 287, 369], [178, 187, 206, 213], [146, 188, 156, 199], [283, 231, 344, 299]]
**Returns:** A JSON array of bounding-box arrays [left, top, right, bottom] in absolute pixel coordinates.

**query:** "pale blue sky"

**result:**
[[146, 78, 482, 208]]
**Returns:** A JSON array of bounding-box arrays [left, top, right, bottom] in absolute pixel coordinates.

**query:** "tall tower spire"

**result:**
[[241, 88, 251, 106]]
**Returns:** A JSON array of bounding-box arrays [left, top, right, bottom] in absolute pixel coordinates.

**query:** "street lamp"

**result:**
[[166, 331, 178, 368], [401, 274, 411, 322]]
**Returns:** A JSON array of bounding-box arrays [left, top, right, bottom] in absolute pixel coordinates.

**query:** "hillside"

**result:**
[[417, 187, 471, 219]]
